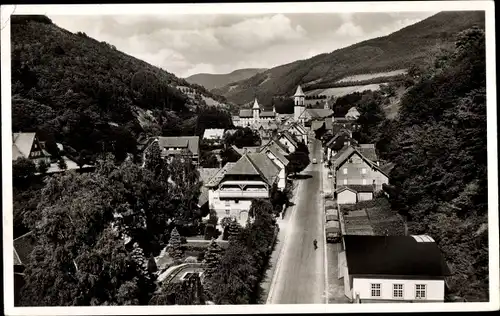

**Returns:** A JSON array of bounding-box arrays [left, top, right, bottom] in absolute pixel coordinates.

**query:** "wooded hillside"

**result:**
[[11, 15, 232, 164], [214, 11, 485, 107]]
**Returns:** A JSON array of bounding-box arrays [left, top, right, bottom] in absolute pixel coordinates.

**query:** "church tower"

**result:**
[[252, 98, 260, 123], [293, 85, 305, 122]]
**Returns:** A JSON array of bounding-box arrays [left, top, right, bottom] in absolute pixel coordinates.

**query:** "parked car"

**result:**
[[327, 172, 333, 178], [312, 158, 317, 164], [325, 220, 341, 243]]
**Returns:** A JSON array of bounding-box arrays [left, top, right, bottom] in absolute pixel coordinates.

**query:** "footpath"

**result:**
[[258, 179, 303, 304]]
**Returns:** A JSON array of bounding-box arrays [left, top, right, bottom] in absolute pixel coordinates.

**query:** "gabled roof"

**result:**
[[12, 132, 37, 160], [336, 185, 374, 193], [324, 117, 333, 130], [357, 144, 378, 162], [252, 98, 260, 109], [306, 108, 334, 119], [289, 122, 307, 134], [14, 232, 36, 266], [260, 144, 289, 166], [260, 111, 276, 118], [197, 168, 220, 206], [332, 145, 388, 178], [231, 145, 260, 156], [346, 107, 360, 118], [294, 85, 305, 97], [325, 129, 352, 147], [158, 136, 199, 156], [225, 155, 262, 177], [311, 120, 325, 131], [247, 152, 280, 185], [344, 235, 451, 277], [203, 129, 225, 140], [239, 109, 253, 118], [264, 139, 289, 156], [280, 131, 299, 148], [206, 162, 237, 187]]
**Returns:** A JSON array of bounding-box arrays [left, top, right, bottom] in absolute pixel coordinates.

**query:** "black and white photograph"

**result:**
[[1, 1, 498, 315]]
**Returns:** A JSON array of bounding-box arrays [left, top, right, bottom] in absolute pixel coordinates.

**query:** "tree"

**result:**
[[225, 219, 242, 241], [203, 239, 224, 278], [286, 150, 310, 176], [144, 140, 162, 173], [220, 146, 241, 165], [13, 157, 37, 183], [166, 227, 183, 260], [223, 127, 260, 148], [57, 158, 67, 170], [37, 160, 50, 174]]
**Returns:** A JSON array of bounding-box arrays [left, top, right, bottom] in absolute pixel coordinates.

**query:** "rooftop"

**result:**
[[344, 235, 451, 277], [157, 136, 200, 156], [206, 163, 237, 187], [294, 85, 305, 97]]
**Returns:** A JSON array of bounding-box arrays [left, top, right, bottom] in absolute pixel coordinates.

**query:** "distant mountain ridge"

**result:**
[[185, 68, 268, 91], [213, 11, 485, 106]]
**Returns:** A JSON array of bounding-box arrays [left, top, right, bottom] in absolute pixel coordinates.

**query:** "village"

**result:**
[[13, 84, 451, 304]]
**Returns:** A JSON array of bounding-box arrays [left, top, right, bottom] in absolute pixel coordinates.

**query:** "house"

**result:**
[[278, 131, 299, 153], [197, 167, 220, 209], [202, 129, 225, 144], [339, 235, 451, 302], [231, 145, 260, 156], [145, 136, 200, 165], [288, 122, 308, 144], [12, 132, 51, 165], [205, 152, 280, 229], [346, 107, 360, 120], [324, 129, 358, 161], [336, 185, 375, 204], [259, 142, 289, 190], [332, 145, 388, 194], [233, 98, 277, 127]]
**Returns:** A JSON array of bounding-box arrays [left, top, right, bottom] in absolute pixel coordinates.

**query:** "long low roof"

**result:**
[[344, 235, 451, 277]]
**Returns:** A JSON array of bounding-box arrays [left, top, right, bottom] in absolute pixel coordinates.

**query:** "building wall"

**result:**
[[265, 151, 286, 190], [208, 189, 253, 228], [335, 152, 388, 191], [358, 192, 373, 201], [278, 136, 296, 153], [338, 190, 357, 204], [352, 277, 445, 302]]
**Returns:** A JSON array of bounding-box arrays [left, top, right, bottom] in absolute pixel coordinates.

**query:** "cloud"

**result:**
[[49, 12, 436, 78], [215, 14, 307, 51]]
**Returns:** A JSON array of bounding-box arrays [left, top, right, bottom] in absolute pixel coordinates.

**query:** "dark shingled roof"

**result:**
[[344, 235, 451, 277]]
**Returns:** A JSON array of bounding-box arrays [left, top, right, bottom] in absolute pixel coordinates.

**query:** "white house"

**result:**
[[346, 107, 361, 120], [202, 129, 225, 144], [12, 132, 51, 166], [205, 152, 280, 230], [143, 136, 200, 165], [288, 122, 308, 144], [339, 235, 451, 303], [278, 131, 299, 153], [259, 143, 289, 190]]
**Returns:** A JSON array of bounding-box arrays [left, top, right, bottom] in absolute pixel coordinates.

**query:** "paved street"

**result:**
[[267, 139, 327, 304]]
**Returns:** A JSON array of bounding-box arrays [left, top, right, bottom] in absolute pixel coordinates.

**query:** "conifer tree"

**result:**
[[166, 227, 183, 260], [203, 239, 223, 278]]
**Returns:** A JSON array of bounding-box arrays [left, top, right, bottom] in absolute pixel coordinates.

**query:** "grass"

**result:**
[[307, 83, 386, 98], [336, 69, 407, 83]]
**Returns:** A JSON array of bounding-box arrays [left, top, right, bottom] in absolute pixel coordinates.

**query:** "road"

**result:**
[[267, 138, 327, 304]]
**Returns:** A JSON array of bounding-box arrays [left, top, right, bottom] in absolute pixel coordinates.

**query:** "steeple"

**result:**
[[294, 85, 305, 97], [252, 98, 260, 109]]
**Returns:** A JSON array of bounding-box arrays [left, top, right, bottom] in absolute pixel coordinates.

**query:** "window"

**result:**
[[361, 168, 367, 174], [235, 200, 239, 204], [415, 284, 426, 299], [343, 168, 348, 174], [371, 284, 381, 297], [343, 179, 347, 185], [362, 179, 367, 185], [225, 201, 230, 207], [393, 284, 404, 298], [225, 209, 230, 216]]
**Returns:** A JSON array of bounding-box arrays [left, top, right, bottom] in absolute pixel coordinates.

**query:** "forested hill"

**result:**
[[185, 68, 267, 91], [10, 15, 232, 164], [214, 11, 485, 106]]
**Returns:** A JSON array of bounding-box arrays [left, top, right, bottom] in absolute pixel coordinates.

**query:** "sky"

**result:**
[[49, 12, 436, 78]]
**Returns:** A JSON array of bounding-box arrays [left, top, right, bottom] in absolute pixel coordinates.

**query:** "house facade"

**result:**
[[12, 132, 51, 166], [333, 146, 388, 193], [202, 129, 225, 145], [278, 131, 298, 153], [340, 235, 451, 303], [260, 144, 289, 190], [145, 136, 200, 165], [336, 185, 374, 204], [206, 153, 280, 229], [288, 122, 308, 144]]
